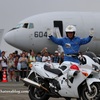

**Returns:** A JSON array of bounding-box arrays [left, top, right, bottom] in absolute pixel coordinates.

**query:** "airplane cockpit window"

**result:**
[[28, 23, 34, 29], [23, 23, 28, 28], [16, 23, 23, 28], [23, 23, 34, 29], [9, 23, 34, 31], [9, 23, 23, 31]]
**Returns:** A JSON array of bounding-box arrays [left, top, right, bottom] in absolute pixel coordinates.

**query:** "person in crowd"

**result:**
[[25, 51, 29, 58], [14, 50, 20, 59], [42, 52, 51, 62], [36, 52, 42, 62], [14, 55, 20, 82], [28, 50, 36, 71], [7, 53, 15, 81], [47, 25, 94, 63], [52, 50, 60, 63], [1, 51, 8, 70], [59, 52, 64, 64], [1, 51, 8, 80], [28, 50, 36, 63], [19, 53, 28, 78], [0, 50, 2, 81], [41, 47, 48, 56]]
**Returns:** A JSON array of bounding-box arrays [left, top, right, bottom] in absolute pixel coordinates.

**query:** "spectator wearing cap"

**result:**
[[52, 51, 60, 63]]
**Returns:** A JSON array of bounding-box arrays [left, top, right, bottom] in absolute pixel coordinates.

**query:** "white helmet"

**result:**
[[65, 25, 76, 32]]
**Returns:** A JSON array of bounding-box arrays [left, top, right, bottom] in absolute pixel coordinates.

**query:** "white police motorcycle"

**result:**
[[82, 51, 100, 79], [22, 51, 100, 100]]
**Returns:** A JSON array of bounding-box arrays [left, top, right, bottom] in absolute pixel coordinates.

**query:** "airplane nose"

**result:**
[[4, 31, 15, 45]]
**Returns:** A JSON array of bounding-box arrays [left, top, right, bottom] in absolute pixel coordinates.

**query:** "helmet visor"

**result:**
[[66, 32, 75, 34]]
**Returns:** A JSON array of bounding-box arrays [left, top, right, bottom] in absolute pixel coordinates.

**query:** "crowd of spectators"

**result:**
[[0, 48, 64, 82]]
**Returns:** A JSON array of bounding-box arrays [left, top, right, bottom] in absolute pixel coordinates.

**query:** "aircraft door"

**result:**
[[53, 21, 63, 37], [53, 21, 64, 52]]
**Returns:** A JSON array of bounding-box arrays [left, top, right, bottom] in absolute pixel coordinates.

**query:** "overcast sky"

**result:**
[[0, 0, 100, 32], [0, 0, 100, 54]]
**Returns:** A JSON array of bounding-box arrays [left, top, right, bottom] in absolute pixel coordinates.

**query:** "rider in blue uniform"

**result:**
[[47, 25, 94, 63]]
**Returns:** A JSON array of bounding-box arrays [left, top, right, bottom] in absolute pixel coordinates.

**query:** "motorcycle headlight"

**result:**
[[68, 70, 79, 77], [92, 64, 99, 72]]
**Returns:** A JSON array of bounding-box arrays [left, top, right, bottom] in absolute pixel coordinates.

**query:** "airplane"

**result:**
[[4, 11, 100, 54]]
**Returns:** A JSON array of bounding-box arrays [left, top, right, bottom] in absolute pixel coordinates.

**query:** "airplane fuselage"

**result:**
[[4, 12, 100, 54]]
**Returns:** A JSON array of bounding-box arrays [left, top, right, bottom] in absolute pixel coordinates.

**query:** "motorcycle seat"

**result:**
[[44, 65, 63, 77]]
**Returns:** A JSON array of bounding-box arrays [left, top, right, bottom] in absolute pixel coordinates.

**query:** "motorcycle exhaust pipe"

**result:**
[[21, 78, 49, 92]]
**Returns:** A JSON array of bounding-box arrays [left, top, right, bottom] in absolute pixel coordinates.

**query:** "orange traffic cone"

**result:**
[[2, 69, 8, 82]]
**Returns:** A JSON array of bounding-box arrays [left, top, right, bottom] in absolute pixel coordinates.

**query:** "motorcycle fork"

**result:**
[[65, 70, 71, 88], [86, 79, 92, 93]]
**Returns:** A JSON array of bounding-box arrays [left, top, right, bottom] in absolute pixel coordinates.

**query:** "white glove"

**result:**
[[89, 28, 94, 37], [47, 28, 52, 36]]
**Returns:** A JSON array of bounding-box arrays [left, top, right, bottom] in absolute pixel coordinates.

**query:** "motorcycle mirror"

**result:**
[[93, 57, 99, 63]]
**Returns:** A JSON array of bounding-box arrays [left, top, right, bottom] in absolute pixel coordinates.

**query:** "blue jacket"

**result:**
[[49, 36, 92, 63]]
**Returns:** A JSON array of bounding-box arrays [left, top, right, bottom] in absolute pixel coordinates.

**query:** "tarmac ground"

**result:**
[[0, 81, 76, 100]]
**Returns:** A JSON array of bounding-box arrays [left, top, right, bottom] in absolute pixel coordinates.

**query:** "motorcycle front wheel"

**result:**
[[81, 83, 100, 100]]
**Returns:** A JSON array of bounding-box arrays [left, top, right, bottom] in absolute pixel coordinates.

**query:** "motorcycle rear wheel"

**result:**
[[29, 85, 49, 100], [81, 83, 100, 100], [28, 77, 49, 100]]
